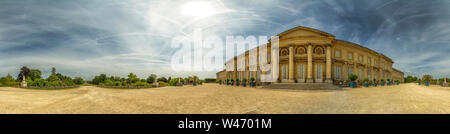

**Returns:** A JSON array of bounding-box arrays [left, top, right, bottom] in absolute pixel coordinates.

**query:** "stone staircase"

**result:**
[[263, 83, 342, 90]]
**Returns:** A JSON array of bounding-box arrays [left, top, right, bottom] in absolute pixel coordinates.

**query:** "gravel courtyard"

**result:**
[[0, 83, 449, 114]]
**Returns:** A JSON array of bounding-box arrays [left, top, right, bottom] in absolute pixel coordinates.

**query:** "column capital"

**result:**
[[289, 44, 295, 47], [325, 43, 332, 47], [307, 43, 313, 46]]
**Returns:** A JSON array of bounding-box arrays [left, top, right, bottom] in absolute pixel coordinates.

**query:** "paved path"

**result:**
[[0, 83, 449, 114]]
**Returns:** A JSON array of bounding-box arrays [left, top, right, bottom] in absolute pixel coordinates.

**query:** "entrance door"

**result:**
[[297, 64, 305, 82], [315, 64, 323, 82], [281, 65, 288, 81]]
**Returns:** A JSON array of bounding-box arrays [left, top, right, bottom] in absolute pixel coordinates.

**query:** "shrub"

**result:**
[[363, 78, 369, 83], [169, 78, 182, 86], [348, 74, 358, 81], [134, 81, 150, 86], [113, 81, 121, 86], [73, 77, 84, 85], [250, 77, 255, 82], [104, 79, 114, 86], [159, 81, 168, 87], [31, 79, 46, 87], [204, 78, 216, 83], [422, 75, 432, 82]]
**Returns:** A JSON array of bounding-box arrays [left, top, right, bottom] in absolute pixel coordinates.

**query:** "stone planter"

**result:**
[[250, 82, 256, 87], [349, 82, 357, 88], [363, 83, 369, 87], [242, 83, 246, 87], [372, 83, 377, 87], [381, 83, 385, 86], [193, 82, 197, 86], [425, 82, 429, 86]]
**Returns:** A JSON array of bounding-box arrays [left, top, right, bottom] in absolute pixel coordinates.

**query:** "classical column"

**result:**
[[272, 46, 279, 83], [288, 44, 295, 83], [306, 43, 314, 83], [325, 44, 332, 83], [343, 62, 348, 81]]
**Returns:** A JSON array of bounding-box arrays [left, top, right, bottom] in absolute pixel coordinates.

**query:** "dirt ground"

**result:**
[[0, 83, 449, 114]]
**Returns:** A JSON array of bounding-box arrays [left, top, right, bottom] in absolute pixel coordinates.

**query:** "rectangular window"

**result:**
[[358, 69, 363, 81], [335, 50, 341, 58], [249, 71, 253, 79], [348, 53, 353, 60], [359, 55, 363, 63], [368, 58, 371, 65], [282, 65, 288, 79], [348, 67, 353, 78], [368, 70, 371, 80], [374, 60, 377, 66], [257, 70, 261, 81], [374, 72, 377, 80], [335, 66, 341, 80], [297, 64, 304, 79], [316, 64, 322, 79]]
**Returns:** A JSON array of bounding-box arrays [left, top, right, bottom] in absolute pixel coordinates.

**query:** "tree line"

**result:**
[[0, 66, 216, 89]]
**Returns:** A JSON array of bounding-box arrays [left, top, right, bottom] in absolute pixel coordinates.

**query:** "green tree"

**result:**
[[47, 75, 60, 82], [29, 69, 42, 81], [51, 67, 56, 75], [17, 66, 31, 80], [127, 73, 138, 84], [147, 74, 157, 83], [422, 75, 433, 82], [157, 77, 168, 83], [73, 77, 84, 85]]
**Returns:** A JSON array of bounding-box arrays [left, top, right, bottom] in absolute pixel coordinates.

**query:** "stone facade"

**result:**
[[216, 26, 404, 85]]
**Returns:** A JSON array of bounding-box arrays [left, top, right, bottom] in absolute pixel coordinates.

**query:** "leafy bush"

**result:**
[[113, 81, 121, 86], [73, 77, 84, 85], [363, 78, 369, 83], [169, 78, 182, 86], [134, 81, 150, 86], [159, 81, 168, 87], [30, 79, 46, 87], [422, 75, 432, 82], [103, 79, 114, 86], [204, 78, 216, 83], [348, 74, 358, 81]]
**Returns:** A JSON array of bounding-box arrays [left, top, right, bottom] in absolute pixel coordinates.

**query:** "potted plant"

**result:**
[[380, 79, 385, 86], [218, 80, 222, 85], [386, 79, 391, 86], [418, 79, 422, 85], [395, 80, 400, 85], [422, 75, 432, 87], [250, 77, 256, 87], [348, 74, 358, 88], [235, 79, 239, 86], [372, 78, 377, 87], [363, 78, 369, 87], [242, 78, 247, 87]]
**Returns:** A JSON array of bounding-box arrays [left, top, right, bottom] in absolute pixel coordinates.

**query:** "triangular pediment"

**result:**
[[278, 26, 335, 39]]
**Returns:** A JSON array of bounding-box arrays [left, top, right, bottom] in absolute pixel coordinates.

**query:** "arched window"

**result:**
[[279, 48, 289, 56], [314, 46, 324, 55], [295, 46, 306, 55]]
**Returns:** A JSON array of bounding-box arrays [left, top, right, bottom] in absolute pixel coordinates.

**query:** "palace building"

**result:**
[[216, 26, 404, 85]]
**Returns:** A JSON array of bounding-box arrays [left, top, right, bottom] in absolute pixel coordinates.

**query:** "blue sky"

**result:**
[[0, 0, 449, 79]]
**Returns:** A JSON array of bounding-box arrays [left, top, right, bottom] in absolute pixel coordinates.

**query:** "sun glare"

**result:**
[[182, 1, 216, 18]]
